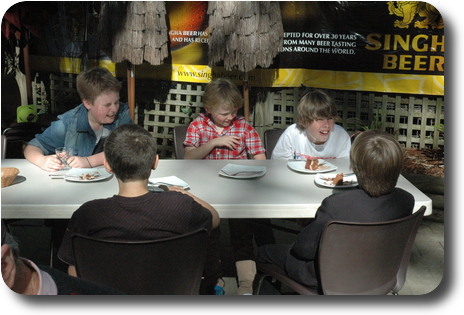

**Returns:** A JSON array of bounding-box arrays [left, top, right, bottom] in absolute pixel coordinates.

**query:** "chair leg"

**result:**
[[253, 273, 267, 295], [253, 273, 282, 295]]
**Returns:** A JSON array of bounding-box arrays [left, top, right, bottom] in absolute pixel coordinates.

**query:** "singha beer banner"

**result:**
[[32, 1, 444, 95], [274, 1, 444, 95], [164, 1, 444, 95]]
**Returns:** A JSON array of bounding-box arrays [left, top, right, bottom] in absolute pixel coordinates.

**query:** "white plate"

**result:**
[[219, 164, 266, 179], [149, 176, 190, 190], [315, 173, 358, 188], [65, 167, 113, 182], [287, 160, 337, 173]]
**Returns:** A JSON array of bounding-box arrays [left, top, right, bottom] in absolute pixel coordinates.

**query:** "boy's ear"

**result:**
[[152, 154, 159, 170], [103, 157, 112, 173], [82, 99, 92, 110]]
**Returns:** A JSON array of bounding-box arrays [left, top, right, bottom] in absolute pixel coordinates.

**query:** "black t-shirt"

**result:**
[[58, 191, 212, 265]]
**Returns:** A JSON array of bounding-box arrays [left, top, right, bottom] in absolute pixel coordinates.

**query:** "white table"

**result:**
[[1, 158, 432, 219]]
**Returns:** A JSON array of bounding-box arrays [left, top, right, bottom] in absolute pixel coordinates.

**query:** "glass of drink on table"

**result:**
[[55, 147, 74, 169]]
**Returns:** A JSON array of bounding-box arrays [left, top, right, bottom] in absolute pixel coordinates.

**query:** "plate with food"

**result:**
[[64, 167, 113, 182], [287, 159, 337, 173], [315, 173, 358, 188]]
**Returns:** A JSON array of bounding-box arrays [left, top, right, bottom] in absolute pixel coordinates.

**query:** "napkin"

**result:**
[[149, 176, 190, 189]]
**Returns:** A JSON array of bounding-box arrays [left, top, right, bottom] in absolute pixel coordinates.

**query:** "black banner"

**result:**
[[276, 1, 444, 76]]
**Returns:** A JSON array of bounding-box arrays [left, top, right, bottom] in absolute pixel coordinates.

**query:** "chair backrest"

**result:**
[[317, 206, 426, 295], [173, 125, 189, 159], [1, 135, 6, 159], [264, 129, 284, 159], [72, 228, 208, 295], [392, 206, 426, 293]]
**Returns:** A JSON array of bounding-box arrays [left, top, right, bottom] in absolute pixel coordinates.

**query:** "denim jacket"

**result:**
[[28, 103, 132, 156]]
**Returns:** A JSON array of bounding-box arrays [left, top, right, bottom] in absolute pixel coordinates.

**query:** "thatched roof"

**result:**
[[99, 1, 168, 65], [207, 1, 284, 72]]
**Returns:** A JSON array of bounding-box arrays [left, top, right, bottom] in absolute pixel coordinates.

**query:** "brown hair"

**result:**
[[104, 124, 157, 182], [297, 89, 338, 128], [350, 129, 404, 197], [76, 67, 122, 104], [203, 79, 243, 112]]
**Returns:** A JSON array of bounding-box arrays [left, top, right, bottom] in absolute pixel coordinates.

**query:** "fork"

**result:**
[[221, 170, 264, 176], [49, 173, 101, 179]]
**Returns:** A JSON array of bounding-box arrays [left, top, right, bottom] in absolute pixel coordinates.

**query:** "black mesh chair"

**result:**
[[264, 129, 284, 159], [255, 206, 426, 295], [173, 125, 189, 159], [72, 228, 208, 295]]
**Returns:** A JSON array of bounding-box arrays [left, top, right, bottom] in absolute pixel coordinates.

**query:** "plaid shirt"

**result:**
[[184, 113, 265, 160]]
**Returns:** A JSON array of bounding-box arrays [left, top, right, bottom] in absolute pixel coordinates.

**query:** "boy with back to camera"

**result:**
[[57, 124, 220, 292], [24, 67, 132, 172], [184, 78, 275, 295], [271, 89, 351, 160], [257, 129, 415, 292]]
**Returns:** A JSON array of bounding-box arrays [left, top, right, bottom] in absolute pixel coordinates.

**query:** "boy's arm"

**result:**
[[24, 144, 64, 171], [167, 186, 220, 229], [244, 125, 266, 160], [68, 265, 77, 277], [251, 153, 266, 160], [184, 136, 240, 159], [67, 152, 105, 168], [184, 144, 216, 159]]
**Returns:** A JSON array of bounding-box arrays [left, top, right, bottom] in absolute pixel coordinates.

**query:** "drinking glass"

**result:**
[[55, 147, 74, 169]]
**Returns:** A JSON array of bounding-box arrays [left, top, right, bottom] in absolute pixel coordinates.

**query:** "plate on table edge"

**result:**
[[219, 164, 266, 179], [314, 173, 358, 188], [65, 167, 113, 182], [148, 176, 190, 190], [287, 160, 337, 174]]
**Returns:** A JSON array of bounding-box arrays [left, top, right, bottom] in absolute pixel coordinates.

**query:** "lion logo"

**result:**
[[387, 1, 444, 29]]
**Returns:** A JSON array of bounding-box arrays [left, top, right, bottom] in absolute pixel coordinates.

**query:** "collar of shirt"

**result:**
[[201, 113, 244, 135], [73, 104, 95, 134], [22, 258, 58, 295]]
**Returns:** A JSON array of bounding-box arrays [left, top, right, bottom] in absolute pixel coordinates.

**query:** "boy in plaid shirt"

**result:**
[[184, 79, 275, 295], [184, 81, 265, 160]]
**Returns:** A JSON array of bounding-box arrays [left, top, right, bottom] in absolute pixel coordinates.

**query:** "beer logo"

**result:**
[[387, 1, 444, 29]]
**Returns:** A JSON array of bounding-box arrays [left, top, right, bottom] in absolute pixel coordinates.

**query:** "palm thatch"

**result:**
[[207, 1, 284, 72], [99, 1, 168, 66]]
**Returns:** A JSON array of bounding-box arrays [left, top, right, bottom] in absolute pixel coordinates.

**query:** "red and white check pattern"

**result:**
[[184, 113, 265, 159]]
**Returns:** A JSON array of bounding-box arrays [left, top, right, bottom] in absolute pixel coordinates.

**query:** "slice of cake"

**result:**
[[332, 173, 344, 186], [305, 159, 319, 170]]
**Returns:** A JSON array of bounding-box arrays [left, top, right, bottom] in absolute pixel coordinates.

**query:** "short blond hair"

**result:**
[[203, 79, 243, 112], [297, 90, 338, 128]]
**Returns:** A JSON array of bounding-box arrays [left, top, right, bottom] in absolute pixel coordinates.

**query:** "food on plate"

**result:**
[[319, 173, 357, 187], [80, 172, 100, 180], [305, 159, 319, 170], [332, 173, 344, 186]]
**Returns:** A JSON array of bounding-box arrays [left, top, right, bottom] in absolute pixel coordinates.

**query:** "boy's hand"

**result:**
[[67, 156, 91, 169], [40, 155, 65, 172], [165, 185, 192, 196], [211, 136, 240, 150], [165, 185, 185, 192]]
